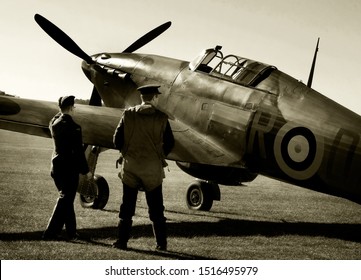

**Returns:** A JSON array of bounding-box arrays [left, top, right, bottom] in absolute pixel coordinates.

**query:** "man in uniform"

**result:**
[[43, 95, 92, 240], [113, 85, 174, 250]]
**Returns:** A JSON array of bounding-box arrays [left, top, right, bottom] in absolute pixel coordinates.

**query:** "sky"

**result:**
[[1, 0, 361, 114]]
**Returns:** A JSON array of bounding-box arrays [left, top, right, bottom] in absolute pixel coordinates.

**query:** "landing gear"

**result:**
[[78, 145, 109, 209], [185, 180, 220, 211], [79, 174, 109, 209]]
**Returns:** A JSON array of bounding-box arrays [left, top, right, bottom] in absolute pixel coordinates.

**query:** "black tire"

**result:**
[[186, 181, 213, 211], [79, 175, 109, 209]]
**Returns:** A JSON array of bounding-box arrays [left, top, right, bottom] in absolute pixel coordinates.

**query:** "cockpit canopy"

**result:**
[[189, 46, 276, 87]]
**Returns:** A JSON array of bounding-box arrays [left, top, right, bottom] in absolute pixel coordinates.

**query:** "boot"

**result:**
[[113, 219, 132, 250], [152, 221, 167, 251]]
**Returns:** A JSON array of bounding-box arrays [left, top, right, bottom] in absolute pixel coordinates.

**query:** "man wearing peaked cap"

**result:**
[[43, 95, 92, 241], [113, 84, 174, 251], [137, 84, 161, 95], [58, 95, 75, 109]]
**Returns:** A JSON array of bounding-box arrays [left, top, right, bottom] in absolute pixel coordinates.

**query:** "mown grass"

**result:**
[[0, 130, 360, 260]]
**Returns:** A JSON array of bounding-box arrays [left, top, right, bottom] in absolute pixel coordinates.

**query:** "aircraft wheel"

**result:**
[[79, 175, 109, 209], [186, 181, 213, 211]]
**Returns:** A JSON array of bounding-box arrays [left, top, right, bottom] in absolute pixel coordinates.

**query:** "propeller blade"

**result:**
[[89, 86, 102, 106], [122, 21, 171, 53], [34, 14, 93, 64]]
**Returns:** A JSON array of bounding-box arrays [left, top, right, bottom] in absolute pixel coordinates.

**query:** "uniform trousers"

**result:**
[[117, 183, 167, 247], [119, 183, 166, 223], [44, 172, 79, 238]]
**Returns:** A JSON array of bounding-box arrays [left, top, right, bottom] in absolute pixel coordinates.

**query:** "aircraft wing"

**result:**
[[0, 96, 239, 166], [168, 119, 240, 166], [0, 96, 122, 149]]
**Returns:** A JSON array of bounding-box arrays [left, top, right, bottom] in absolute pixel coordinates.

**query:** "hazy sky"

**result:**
[[1, 0, 361, 114]]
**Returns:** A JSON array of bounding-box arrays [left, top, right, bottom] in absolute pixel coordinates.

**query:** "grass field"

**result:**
[[0, 130, 360, 260]]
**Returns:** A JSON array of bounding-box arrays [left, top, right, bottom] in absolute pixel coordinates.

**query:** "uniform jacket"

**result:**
[[113, 103, 175, 191], [49, 113, 89, 176]]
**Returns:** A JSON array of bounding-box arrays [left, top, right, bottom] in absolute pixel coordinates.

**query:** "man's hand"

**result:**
[[86, 172, 93, 180]]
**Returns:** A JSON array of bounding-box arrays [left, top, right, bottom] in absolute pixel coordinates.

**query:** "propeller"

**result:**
[[34, 14, 171, 106], [89, 85, 102, 106], [34, 14, 93, 64], [122, 21, 171, 53]]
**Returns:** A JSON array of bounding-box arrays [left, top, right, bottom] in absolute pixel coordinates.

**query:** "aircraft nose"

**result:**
[[81, 60, 92, 81]]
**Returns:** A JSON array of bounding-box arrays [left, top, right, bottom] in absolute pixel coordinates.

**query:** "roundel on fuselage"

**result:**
[[274, 122, 324, 180]]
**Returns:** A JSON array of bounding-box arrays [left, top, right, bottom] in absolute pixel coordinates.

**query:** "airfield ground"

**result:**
[[0, 130, 360, 260]]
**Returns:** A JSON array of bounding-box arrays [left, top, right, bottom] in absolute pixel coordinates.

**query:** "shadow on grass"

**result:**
[[1, 219, 360, 243], [0, 227, 210, 260], [81, 235, 210, 260], [137, 219, 361, 242]]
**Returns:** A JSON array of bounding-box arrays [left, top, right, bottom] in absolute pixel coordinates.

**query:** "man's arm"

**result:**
[[163, 121, 174, 156], [73, 126, 90, 175], [113, 117, 125, 151]]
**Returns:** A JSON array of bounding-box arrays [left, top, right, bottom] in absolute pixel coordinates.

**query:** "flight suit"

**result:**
[[43, 112, 89, 239], [113, 103, 174, 250]]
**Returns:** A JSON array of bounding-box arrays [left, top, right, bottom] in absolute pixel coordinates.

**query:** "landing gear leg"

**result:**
[[78, 146, 110, 209]]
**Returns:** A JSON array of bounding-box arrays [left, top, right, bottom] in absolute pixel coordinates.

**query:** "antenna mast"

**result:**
[[307, 38, 320, 88]]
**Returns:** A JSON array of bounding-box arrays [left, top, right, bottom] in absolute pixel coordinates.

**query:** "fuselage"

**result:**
[[82, 49, 361, 203]]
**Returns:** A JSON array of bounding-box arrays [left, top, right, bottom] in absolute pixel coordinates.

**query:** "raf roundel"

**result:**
[[274, 122, 324, 180]]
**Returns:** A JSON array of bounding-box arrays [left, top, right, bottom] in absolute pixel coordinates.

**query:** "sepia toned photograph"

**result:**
[[1, 1, 360, 278]]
